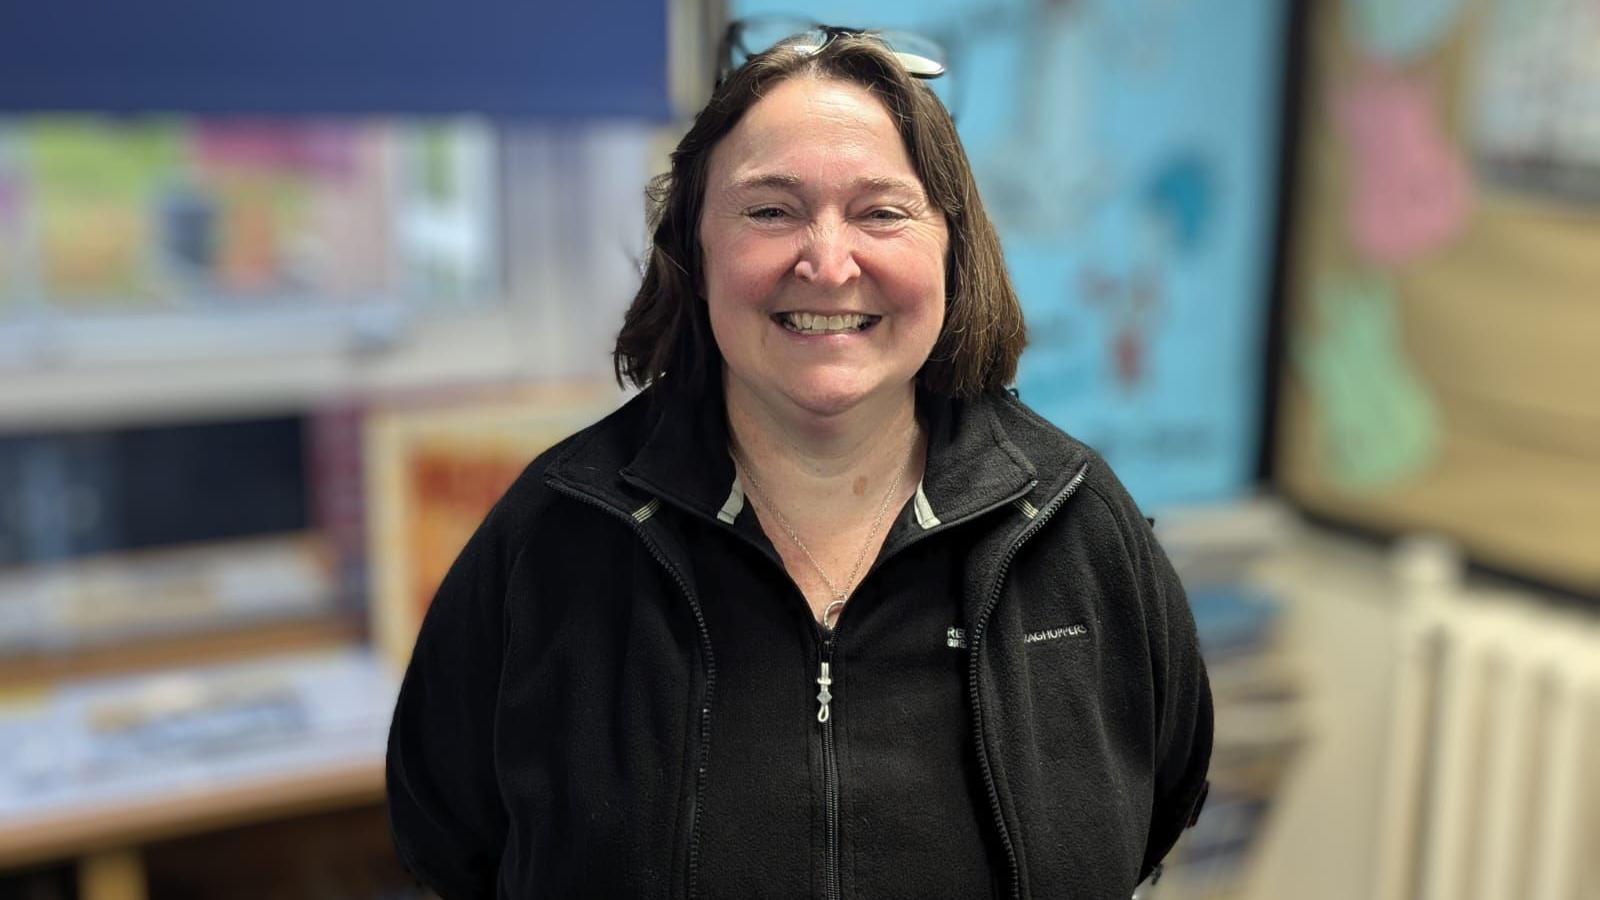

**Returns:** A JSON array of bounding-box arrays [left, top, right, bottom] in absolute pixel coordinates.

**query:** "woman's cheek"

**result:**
[[728, 238, 796, 297], [881, 241, 947, 308]]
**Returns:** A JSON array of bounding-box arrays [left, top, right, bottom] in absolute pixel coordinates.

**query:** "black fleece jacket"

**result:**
[[386, 385, 1212, 899]]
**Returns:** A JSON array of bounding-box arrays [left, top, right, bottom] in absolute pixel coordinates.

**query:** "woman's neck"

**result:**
[[724, 379, 924, 521]]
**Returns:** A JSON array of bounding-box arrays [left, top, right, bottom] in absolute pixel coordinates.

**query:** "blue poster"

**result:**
[[729, 0, 1286, 511]]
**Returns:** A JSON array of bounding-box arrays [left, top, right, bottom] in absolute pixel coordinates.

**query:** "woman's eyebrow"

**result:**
[[729, 173, 926, 199], [851, 175, 925, 198], [730, 172, 804, 193]]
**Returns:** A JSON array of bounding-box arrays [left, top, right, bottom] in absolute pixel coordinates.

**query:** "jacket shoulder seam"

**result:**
[[1081, 482, 1136, 552]]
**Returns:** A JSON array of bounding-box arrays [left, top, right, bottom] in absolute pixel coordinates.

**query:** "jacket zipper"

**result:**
[[968, 464, 1090, 900], [816, 615, 842, 900], [546, 480, 717, 900]]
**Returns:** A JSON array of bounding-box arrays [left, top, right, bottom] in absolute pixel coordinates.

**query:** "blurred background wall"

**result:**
[[0, 0, 1595, 898]]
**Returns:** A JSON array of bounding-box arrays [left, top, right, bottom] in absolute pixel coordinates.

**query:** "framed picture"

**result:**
[[365, 382, 618, 670]]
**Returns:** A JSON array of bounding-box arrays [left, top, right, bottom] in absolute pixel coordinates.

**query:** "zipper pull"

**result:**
[[816, 661, 833, 723], [817, 601, 844, 724]]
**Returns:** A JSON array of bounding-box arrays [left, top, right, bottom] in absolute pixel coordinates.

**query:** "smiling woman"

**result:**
[[615, 31, 1021, 406], [702, 76, 949, 439], [388, 27, 1213, 900]]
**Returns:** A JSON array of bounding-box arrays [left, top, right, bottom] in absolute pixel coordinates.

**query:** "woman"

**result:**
[[388, 27, 1211, 900]]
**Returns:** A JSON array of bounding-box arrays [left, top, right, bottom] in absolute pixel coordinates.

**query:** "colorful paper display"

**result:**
[[1335, 65, 1472, 266], [0, 116, 498, 318], [26, 121, 181, 303], [1294, 276, 1439, 492]]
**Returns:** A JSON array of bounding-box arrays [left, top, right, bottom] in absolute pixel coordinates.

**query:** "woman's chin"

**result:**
[[724, 365, 916, 426], [779, 379, 910, 422]]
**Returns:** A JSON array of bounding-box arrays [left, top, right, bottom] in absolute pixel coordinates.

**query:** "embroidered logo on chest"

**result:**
[[945, 623, 1090, 649], [1022, 624, 1089, 645]]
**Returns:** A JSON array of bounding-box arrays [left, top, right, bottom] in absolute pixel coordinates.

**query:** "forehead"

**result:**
[[707, 77, 921, 191]]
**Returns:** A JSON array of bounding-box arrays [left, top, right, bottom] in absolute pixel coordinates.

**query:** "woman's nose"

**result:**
[[793, 219, 861, 288]]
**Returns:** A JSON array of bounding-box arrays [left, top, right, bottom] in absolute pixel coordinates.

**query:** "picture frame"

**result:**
[[365, 381, 618, 671]]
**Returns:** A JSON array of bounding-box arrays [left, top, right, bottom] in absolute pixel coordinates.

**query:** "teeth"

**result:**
[[779, 312, 874, 334]]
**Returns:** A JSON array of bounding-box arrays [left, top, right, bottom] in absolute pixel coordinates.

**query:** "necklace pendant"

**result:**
[[821, 598, 847, 631]]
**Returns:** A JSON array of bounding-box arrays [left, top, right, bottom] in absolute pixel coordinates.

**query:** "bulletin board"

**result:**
[[1273, 0, 1600, 597]]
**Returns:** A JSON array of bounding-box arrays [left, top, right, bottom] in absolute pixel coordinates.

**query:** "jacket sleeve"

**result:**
[[386, 501, 519, 899], [1129, 508, 1214, 882]]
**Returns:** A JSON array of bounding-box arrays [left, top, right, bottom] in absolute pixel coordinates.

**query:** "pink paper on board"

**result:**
[[195, 122, 359, 179], [1335, 64, 1471, 266]]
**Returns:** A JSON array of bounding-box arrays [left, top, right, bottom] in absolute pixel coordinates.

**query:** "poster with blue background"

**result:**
[[730, 0, 1287, 512]]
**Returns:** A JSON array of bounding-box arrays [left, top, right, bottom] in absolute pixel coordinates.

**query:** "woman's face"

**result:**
[[699, 76, 948, 422]]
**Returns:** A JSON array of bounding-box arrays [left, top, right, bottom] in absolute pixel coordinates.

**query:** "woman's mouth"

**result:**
[[773, 312, 881, 335]]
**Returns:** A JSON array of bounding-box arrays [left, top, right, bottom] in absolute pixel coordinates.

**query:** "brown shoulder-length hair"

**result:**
[[613, 32, 1025, 399]]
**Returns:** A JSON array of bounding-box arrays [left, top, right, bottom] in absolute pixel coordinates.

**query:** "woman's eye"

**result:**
[[746, 207, 788, 221], [866, 208, 908, 222]]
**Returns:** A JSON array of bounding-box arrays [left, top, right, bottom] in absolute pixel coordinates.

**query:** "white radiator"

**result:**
[[1375, 552, 1600, 900]]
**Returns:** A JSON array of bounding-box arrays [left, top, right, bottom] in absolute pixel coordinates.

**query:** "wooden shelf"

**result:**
[[0, 307, 598, 430], [0, 615, 365, 691]]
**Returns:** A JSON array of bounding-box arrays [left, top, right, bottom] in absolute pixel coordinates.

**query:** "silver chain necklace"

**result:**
[[733, 442, 913, 624]]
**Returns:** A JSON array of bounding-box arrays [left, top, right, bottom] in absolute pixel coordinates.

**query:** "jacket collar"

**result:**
[[549, 384, 1082, 534]]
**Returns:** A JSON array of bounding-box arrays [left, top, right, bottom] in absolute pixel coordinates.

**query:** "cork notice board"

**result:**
[[1274, 0, 1600, 596]]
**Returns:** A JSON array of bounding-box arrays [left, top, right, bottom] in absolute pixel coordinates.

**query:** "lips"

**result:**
[[773, 311, 882, 335]]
